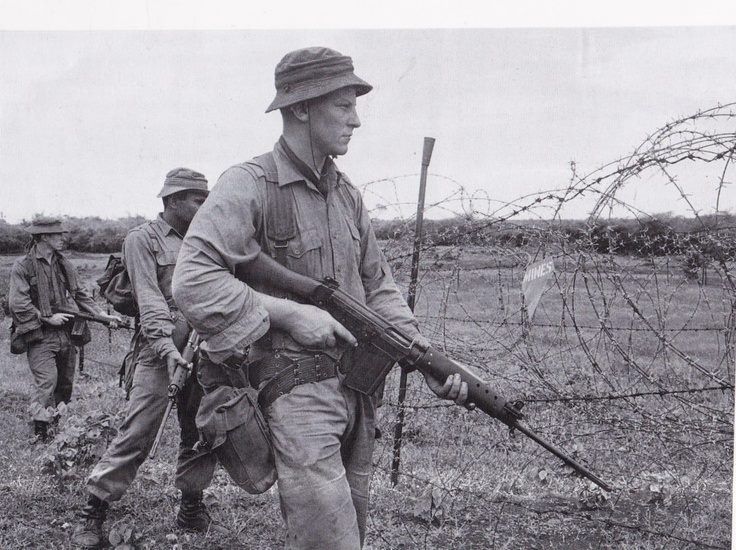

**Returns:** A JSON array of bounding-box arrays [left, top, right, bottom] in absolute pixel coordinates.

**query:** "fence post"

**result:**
[[390, 137, 435, 486]]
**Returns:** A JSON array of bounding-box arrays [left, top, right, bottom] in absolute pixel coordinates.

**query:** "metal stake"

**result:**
[[390, 137, 435, 485]]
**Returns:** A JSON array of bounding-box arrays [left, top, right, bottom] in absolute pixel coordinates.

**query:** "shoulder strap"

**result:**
[[57, 255, 80, 294], [27, 255, 54, 317], [246, 153, 296, 266], [144, 220, 170, 254], [20, 255, 35, 279]]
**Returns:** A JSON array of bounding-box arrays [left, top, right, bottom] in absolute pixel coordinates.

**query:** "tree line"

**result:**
[[0, 213, 734, 259]]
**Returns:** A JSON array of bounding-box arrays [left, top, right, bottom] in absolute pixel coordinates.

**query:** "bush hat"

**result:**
[[25, 217, 69, 235], [157, 167, 209, 198], [265, 46, 373, 113]]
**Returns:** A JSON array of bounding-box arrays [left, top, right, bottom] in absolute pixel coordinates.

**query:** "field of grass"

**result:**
[[0, 249, 732, 549]]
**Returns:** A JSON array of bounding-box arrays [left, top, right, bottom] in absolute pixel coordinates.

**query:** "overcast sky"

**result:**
[[1, 22, 735, 222]]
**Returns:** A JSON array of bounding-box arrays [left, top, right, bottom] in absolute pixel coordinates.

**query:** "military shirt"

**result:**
[[123, 215, 185, 359], [173, 139, 419, 363], [9, 247, 101, 334]]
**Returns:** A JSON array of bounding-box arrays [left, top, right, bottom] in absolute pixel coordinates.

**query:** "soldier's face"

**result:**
[[308, 87, 361, 158], [42, 233, 66, 251], [172, 191, 207, 228]]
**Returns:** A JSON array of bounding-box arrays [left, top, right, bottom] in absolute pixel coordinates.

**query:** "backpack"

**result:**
[[97, 254, 138, 317], [97, 220, 170, 317]]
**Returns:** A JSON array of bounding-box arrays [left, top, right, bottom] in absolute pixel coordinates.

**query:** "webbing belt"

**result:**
[[249, 353, 339, 410]]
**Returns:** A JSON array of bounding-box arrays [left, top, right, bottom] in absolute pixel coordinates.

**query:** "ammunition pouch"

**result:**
[[195, 385, 276, 495], [9, 323, 44, 355]]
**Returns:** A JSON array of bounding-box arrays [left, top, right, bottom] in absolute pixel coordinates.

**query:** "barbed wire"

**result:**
[[61, 103, 735, 548], [360, 103, 735, 546]]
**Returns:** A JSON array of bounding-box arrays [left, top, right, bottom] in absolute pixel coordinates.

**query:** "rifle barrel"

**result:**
[[513, 421, 612, 492], [412, 346, 612, 491], [149, 400, 174, 459]]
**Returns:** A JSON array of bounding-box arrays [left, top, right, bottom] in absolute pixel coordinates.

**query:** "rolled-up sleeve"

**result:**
[[8, 260, 42, 334], [173, 166, 269, 363], [124, 229, 178, 359]]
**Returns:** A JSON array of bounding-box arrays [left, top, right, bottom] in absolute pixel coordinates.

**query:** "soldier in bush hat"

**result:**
[[72, 169, 217, 548], [8, 217, 121, 442], [173, 47, 468, 548]]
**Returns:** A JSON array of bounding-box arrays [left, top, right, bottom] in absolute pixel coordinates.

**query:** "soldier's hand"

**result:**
[[284, 304, 357, 349], [423, 372, 474, 409], [165, 349, 188, 382], [102, 314, 122, 329], [43, 313, 74, 326]]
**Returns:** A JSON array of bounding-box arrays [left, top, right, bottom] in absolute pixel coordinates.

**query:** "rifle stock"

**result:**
[[236, 252, 612, 491]]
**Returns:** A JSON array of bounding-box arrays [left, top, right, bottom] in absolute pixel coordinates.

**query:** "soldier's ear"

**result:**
[[290, 101, 310, 123]]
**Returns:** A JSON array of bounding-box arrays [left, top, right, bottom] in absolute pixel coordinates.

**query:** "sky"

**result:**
[[1, 4, 735, 223]]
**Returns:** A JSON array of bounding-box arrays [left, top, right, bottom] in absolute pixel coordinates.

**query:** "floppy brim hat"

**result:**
[[25, 218, 69, 235], [157, 167, 210, 198], [266, 47, 372, 113]]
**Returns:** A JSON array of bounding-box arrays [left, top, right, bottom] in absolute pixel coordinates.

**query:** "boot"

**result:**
[[71, 494, 108, 548], [176, 491, 212, 532], [33, 421, 49, 443]]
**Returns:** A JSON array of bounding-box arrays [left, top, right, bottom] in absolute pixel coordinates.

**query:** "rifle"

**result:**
[[237, 252, 612, 492], [54, 306, 133, 330], [149, 330, 199, 459]]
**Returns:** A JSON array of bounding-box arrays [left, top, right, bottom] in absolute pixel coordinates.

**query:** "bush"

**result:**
[[0, 215, 147, 254]]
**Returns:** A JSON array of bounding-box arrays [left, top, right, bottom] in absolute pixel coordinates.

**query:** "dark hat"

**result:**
[[265, 47, 373, 113], [157, 167, 209, 198], [25, 217, 68, 235]]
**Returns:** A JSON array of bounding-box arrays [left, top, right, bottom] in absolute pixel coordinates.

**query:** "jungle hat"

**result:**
[[25, 217, 69, 235], [265, 46, 373, 113], [157, 167, 209, 198]]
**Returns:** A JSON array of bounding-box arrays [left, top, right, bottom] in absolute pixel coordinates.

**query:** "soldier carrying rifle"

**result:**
[[172, 47, 469, 549], [8, 217, 121, 443], [71, 169, 218, 548]]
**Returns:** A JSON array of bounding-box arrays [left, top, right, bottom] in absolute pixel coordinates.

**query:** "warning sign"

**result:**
[[521, 257, 555, 321]]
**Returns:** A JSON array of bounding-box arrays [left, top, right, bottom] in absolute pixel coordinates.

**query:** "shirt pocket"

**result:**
[[156, 250, 178, 266], [155, 250, 178, 305], [345, 218, 363, 268], [281, 228, 324, 279]]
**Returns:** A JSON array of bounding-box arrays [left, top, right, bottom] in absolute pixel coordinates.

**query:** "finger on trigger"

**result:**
[[335, 323, 357, 347]]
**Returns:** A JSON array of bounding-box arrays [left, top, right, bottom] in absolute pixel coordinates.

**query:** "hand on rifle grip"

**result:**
[[165, 349, 189, 384], [284, 303, 357, 349], [44, 313, 74, 326]]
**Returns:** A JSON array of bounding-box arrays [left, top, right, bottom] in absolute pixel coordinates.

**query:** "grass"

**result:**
[[0, 248, 733, 549]]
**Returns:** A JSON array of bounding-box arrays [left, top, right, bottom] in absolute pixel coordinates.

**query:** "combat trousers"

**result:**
[[86, 344, 217, 502], [197, 354, 376, 549], [266, 376, 375, 550], [26, 328, 76, 422]]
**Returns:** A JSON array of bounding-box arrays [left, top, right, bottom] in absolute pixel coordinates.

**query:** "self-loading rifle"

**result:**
[[53, 306, 133, 330], [237, 252, 612, 491], [149, 330, 200, 459]]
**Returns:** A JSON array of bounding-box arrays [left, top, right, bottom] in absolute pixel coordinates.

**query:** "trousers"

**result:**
[[26, 328, 76, 422], [86, 343, 217, 502], [198, 354, 376, 549]]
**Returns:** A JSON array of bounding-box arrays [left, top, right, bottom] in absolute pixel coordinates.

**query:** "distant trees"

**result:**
[[372, 213, 735, 260], [1, 213, 733, 259], [0, 216, 147, 254]]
